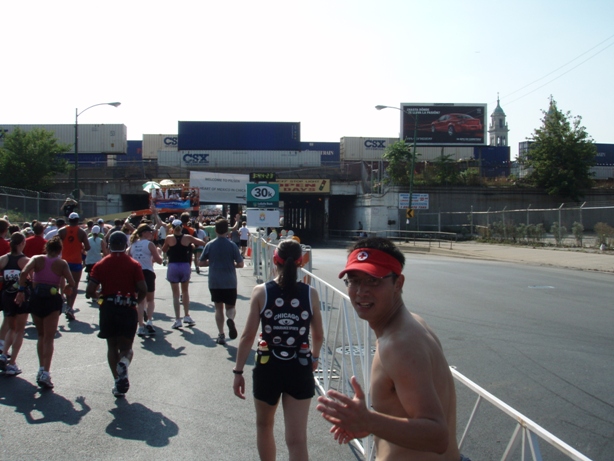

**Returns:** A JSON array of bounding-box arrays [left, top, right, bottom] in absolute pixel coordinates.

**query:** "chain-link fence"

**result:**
[[0, 186, 113, 223], [413, 201, 614, 247]]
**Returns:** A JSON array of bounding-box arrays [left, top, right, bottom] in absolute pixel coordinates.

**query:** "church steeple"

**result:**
[[488, 94, 509, 146]]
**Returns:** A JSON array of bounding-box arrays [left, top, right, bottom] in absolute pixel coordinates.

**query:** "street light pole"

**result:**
[[375, 105, 418, 224], [74, 102, 121, 200]]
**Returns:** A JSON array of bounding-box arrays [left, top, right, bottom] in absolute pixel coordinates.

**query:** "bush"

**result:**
[[571, 222, 584, 247], [594, 222, 614, 248], [550, 222, 567, 246]]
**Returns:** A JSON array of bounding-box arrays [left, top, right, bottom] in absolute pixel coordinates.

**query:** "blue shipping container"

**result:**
[[473, 146, 510, 165], [301, 142, 340, 164], [178, 121, 301, 151], [595, 143, 614, 165], [126, 140, 143, 160]]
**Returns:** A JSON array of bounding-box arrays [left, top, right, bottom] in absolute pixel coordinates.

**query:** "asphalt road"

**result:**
[[2, 245, 612, 460]]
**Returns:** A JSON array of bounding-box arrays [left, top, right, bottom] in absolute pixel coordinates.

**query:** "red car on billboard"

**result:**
[[430, 113, 483, 136]]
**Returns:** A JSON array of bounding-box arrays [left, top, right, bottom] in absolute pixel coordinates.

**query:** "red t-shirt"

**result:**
[[90, 252, 145, 297], [0, 238, 9, 257], [24, 235, 47, 257]]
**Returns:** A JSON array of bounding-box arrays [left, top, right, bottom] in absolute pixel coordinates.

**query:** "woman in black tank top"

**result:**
[[161, 220, 206, 329], [0, 233, 30, 375]]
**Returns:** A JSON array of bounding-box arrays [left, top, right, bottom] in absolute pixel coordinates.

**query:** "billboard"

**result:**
[[178, 121, 301, 151], [190, 171, 249, 204], [400, 103, 487, 146], [150, 185, 200, 212]]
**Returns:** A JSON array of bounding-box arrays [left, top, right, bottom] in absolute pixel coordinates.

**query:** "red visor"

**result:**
[[338, 248, 402, 278]]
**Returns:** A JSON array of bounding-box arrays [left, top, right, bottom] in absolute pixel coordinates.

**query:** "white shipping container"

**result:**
[[341, 137, 399, 161], [0, 124, 127, 154], [143, 134, 178, 159], [590, 166, 614, 180], [158, 150, 321, 169]]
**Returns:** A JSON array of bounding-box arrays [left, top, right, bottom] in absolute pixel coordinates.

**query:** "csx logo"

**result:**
[[364, 140, 386, 148], [164, 136, 178, 146], [183, 153, 209, 164]]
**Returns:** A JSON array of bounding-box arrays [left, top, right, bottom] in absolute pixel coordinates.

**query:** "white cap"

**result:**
[[172, 219, 183, 227], [92, 225, 100, 234], [97, 218, 104, 223], [69, 212, 79, 220]]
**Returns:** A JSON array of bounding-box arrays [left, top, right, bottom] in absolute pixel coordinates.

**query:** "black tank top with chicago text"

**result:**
[[260, 281, 312, 356]]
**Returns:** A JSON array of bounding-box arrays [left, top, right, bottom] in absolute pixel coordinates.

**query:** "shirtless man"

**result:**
[[316, 237, 467, 461]]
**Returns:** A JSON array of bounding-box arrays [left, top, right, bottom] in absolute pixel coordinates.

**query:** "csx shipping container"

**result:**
[[0, 124, 127, 154], [143, 134, 178, 159], [178, 121, 301, 151], [301, 142, 340, 164], [158, 150, 320, 169], [340, 137, 476, 162], [341, 137, 400, 161]]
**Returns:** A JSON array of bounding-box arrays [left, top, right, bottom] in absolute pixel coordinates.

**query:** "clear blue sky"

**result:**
[[3, 1, 613, 158]]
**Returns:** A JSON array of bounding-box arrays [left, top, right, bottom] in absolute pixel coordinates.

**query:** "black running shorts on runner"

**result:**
[[209, 288, 237, 306], [98, 301, 138, 340], [143, 269, 156, 293], [252, 358, 315, 406], [1, 290, 30, 316], [29, 293, 62, 318]]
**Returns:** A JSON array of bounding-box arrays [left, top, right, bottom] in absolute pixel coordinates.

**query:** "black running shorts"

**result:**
[[143, 269, 156, 293], [29, 293, 62, 318], [252, 358, 315, 406], [98, 301, 138, 340], [209, 288, 237, 306]]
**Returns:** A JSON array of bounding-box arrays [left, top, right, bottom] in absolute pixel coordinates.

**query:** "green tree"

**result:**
[[522, 96, 596, 201], [0, 127, 71, 190], [430, 153, 460, 185], [383, 140, 418, 187]]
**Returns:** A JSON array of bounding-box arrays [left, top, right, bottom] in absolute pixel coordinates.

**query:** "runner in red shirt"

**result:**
[[86, 231, 146, 398], [24, 223, 47, 257]]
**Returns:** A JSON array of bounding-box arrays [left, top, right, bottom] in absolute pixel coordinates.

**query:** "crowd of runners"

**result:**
[[0, 208, 248, 396]]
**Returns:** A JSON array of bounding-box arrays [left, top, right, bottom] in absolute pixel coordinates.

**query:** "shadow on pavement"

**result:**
[[0, 377, 91, 425], [106, 399, 178, 447]]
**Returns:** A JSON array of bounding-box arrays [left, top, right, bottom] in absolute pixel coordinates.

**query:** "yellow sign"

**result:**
[[275, 179, 330, 194], [406, 208, 414, 219]]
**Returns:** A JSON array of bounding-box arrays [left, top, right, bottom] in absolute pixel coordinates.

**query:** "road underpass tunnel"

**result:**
[[282, 195, 326, 245]]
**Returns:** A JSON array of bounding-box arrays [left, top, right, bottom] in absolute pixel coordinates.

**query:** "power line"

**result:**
[[499, 34, 614, 106]]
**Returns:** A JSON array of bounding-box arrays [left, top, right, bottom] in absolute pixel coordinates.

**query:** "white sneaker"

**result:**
[[5, 363, 22, 375], [137, 326, 147, 337], [183, 315, 195, 326], [172, 319, 182, 329], [38, 371, 54, 389]]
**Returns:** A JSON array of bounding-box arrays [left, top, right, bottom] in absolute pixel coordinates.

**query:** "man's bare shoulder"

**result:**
[[377, 311, 445, 371]]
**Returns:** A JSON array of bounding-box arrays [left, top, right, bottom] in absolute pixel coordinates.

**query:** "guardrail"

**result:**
[[301, 267, 592, 461], [328, 229, 457, 250]]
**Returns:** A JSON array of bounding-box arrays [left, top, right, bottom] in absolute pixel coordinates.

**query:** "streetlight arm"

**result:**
[[77, 102, 121, 118], [73, 101, 121, 201]]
